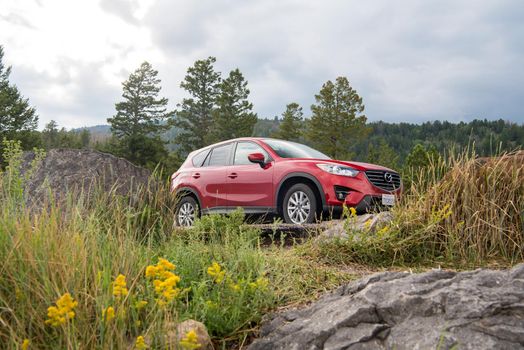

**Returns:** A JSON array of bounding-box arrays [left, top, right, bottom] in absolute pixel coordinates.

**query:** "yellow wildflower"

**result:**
[[102, 306, 115, 323], [135, 335, 148, 349], [205, 300, 218, 309], [158, 258, 176, 271], [364, 219, 372, 231], [179, 329, 201, 349], [145, 265, 158, 278], [249, 277, 269, 291], [134, 300, 148, 310], [349, 207, 357, 217], [45, 293, 78, 327], [207, 262, 225, 284], [229, 283, 241, 292], [146, 258, 181, 305], [376, 225, 390, 237], [21, 339, 30, 350], [112, 274, 128, 299], [255, 277, 269, 289], [146, 258, 177, 280]]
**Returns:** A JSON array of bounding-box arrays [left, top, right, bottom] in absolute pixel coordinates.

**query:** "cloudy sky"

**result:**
[[1, 0, 523, 129]]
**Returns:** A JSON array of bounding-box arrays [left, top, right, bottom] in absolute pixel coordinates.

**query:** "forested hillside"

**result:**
[[254, 117, 524, 164], [71, 117, 524, 170]]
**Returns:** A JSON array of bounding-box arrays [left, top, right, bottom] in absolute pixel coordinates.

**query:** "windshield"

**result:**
[[263, 139, 331, 159]]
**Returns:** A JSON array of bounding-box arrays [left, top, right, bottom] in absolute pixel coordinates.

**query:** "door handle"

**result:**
[[228, 173, 238, 179], [192, 173, 201, 179]]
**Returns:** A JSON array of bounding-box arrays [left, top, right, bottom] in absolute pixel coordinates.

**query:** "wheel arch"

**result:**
[[175, 187, 202, 209], [275, 172, 326, 215]]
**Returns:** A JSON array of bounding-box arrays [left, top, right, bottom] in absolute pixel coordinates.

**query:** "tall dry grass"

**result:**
[[304, 149, 524, 267]]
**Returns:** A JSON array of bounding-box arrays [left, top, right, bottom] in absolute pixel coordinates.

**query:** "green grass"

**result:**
[[0, 140, 354, 349]]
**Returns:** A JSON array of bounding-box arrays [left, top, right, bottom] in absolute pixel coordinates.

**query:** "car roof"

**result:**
[[190, 137, 271, 155]]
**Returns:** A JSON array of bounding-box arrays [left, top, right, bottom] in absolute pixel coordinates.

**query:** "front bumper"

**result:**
[[318, 170, 401, 213]]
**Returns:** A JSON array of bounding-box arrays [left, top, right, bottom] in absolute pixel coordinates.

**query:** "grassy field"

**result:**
[[0, 141, 522, 349], [0, 141, 353, 349]]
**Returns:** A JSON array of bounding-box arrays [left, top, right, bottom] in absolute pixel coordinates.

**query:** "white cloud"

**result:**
[[1, 0, 523, 128]]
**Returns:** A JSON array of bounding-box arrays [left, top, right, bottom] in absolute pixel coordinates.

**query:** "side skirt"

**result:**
[[201, 206, 278, 215]]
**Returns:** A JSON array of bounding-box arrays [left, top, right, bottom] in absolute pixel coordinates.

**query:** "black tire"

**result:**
[[282, 183, 317, 224], [174, 196, 199, 227]]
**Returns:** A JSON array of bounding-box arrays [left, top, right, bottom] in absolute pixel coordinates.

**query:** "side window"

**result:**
[[207, 143, 232, 166], [192, 149, 210, 167], [234, 142, 268, 165]]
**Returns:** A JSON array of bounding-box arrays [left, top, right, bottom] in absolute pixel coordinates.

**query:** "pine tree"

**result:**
[[271, 102, 303, 141], [405, 143, 440, 169], [41, 120, 59, 149], [107, 61, 171, 167], [0, 46, 38, 142], [304, 77, 368, 159], [209, 69, 257, 142], [80, 129, 90, 148], [174, 57, 221, 154]]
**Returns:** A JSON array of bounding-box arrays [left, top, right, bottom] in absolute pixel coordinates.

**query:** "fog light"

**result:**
[[334, 186, 350, 201]]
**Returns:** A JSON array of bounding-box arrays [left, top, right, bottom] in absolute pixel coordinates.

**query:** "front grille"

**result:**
[[365, 170, 401, 192]]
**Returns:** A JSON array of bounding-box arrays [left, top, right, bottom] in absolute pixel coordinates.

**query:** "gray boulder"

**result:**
[[22, 149, 151, 206], [249, 265, 524, 350], [320, 211, 394, 241]]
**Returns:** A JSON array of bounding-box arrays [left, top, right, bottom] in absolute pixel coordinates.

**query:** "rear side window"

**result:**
[[192, 149, 210, 167], [234, 142, 268, 165], [207, 143, 232, 166]]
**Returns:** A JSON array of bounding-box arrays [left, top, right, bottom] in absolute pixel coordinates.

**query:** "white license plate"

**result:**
[[382, 194, 395, 206]]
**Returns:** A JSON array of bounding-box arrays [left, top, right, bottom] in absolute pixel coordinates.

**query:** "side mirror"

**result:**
[[248, 152, 266, 167]]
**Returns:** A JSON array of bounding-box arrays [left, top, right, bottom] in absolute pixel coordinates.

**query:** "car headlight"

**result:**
[[316, 164, 359, 177]]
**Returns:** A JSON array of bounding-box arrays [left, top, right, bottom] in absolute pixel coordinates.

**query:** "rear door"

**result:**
[[226, 141, 274, 211], [197, 143, 232, 211]]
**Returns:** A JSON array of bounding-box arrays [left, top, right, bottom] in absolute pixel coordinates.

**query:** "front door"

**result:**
[[226, 141, 274, 211]]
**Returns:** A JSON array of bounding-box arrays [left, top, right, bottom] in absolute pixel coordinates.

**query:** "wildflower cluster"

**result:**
[[45, 293, 78, 327], [145, 258, 181, 306], [134, 300, 148, 310], [364, 219, 372, 231], [102, 306, 115, 323], [135, 335, 148, 349], [248, 277, 269, 291], [179, 329, 201, 350], [431, 204, 453, 222], [112, 274, 128, 299], [207, 261, 225, 283], [376, 225, 390, 237]]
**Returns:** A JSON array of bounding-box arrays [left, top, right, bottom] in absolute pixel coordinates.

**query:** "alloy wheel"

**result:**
[[287, 190, 311, 224], [177, 202, 196, 226]]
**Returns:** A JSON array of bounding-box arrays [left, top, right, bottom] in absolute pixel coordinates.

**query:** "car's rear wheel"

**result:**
[[282, 183, 317, 224], [175, 196, 199, 227]]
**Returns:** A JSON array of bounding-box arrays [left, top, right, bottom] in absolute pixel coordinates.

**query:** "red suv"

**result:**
[[171, 138, 401, 226]]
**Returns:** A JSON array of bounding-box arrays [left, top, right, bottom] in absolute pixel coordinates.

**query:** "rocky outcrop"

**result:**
[[249, 264, 524, 350], [320, 211, 393, 240], [22, 149, 151, 206]]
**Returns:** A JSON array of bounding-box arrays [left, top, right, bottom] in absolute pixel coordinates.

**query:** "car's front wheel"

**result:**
[[282, 183, 317, 224], [174, 196, 199, 227]]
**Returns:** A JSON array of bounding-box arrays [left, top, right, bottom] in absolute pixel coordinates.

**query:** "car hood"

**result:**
[[285, 158, 397, 172]]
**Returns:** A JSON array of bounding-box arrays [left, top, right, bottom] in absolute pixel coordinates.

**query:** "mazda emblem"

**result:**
[[384, 172, 393, 183]]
